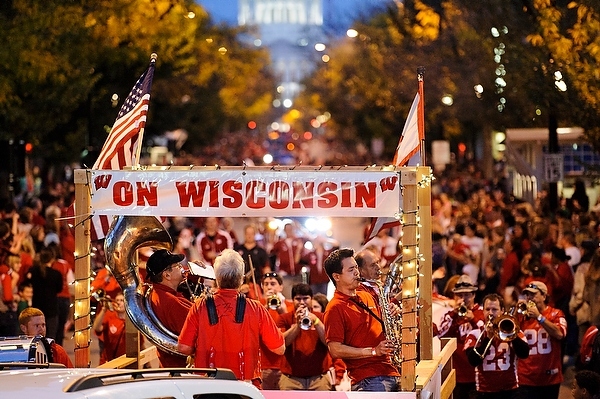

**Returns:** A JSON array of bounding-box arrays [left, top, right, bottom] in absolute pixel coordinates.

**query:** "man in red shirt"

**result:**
[[146, 249, 192, 367], [194, 217, 233, 266], [517, 281, 566, 399], [438, 275, 485, 399], [270, 223, 304, 298], [92, 292, 127, 365], [323, 248, 400, 392], [464, 293, 530, 398], [18, 307, 73, 368], [258, 272, 290, 389], [178, 249, 285, 387], [277, 283, 331, 390]]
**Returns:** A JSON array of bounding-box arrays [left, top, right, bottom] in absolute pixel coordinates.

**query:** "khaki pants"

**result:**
[[279, 373, 332, 391], [261, 368, 282, 390]]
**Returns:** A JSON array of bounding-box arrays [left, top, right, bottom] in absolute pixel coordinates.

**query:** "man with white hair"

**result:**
[[178, 249, 285, 388]]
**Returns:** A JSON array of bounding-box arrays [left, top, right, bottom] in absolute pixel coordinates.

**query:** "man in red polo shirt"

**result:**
[[178, 249, 285, 387], [323, 248, 400, 392], [146, 249, 192, 367], [277, 283, 331, 390]]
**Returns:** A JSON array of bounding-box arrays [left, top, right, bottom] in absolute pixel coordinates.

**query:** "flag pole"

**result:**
[[417, 66, 426, 166], [134, 53, 158, 168]]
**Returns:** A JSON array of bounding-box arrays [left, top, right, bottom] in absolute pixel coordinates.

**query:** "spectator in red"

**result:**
[[499, 238, 524, 293], [195, 217, 233, 266], [92, 292, 127, 365], [271, 223, 305, 298], [18, 307, 73, 367], [303, 235, 338, 296], [47, 243, 73, 346]]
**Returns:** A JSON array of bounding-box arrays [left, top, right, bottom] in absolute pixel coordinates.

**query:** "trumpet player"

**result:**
[[517, 281, 566, 399], [277, 283, 331, 390], [465, 293, 530, 398], [259, 272, 290, 389], [437, 275, 484, 399]]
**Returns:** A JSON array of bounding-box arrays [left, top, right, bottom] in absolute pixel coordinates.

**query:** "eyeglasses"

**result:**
[[264, 272, 279, 278]]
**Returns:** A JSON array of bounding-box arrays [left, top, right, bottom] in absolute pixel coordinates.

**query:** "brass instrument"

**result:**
[[517, 301, 535, 316], [375, 253, 403, 369], [299, 307, 312, 330], [474, 307, 520, 359], [91, 288, 114, 311], [458, 305, 468, 317], [267, 295, 281, 310], [104, 215, 184, 357]]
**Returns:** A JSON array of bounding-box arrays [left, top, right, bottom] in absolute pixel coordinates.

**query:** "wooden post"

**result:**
[[401, 168, 418, 391], [73, 169, 92, 367], [418, 166, 433, 361]]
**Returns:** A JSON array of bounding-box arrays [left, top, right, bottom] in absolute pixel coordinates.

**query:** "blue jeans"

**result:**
[[351, 375, 400, 392]]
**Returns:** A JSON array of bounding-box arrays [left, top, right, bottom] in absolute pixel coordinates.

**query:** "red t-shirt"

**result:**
[[178, 289, 284, 381], [277, 310, 331, 377], [438, 304, 485, 383], [258, 301, 287, 370], [464, 329, 525, 392], [50, 341, 73, 368], [99, 311, 126, 365], [150, 283, 192, 367], [195, 231, 233, 265], [324, 290, 399, 384], [271, 238, 303, 275], [517, 306, 566, 386]]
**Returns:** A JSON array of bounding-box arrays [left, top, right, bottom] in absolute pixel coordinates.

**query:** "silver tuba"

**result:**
[[104, 215, 184, 357]]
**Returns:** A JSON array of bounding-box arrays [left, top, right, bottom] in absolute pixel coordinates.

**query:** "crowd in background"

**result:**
[[4, 159, 600, 393]]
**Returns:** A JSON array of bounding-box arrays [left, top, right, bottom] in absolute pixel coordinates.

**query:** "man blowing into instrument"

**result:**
[[438, 275, 485, 399], [517, 281, 566, 399], [178, 249, 285, 388], [146, 249, 192, 368], [464, 293, 529, 398], [323, 248, 400, 392]]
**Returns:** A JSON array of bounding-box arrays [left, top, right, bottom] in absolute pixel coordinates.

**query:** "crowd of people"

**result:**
[[6, 160, 600, 397]]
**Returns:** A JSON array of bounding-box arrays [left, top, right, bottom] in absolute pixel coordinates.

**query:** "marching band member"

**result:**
[[92, 292, 127, 364]]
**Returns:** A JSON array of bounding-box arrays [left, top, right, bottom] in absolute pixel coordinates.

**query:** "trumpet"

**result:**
[[91, 289, 114, 311], [458, 305, 468, 317], [267, 295, 281, 310], [299, 308, 312, 330], [474, 308, 520, 359], [517, 301, 536, 316]]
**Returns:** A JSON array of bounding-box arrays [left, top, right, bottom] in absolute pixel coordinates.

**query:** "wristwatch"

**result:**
[[371, 348, 377, 356], [537, 314, 544, 322]]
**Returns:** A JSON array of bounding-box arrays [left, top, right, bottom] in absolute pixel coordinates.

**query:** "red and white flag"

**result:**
[[364, 76, 425, 245], [70, 56, 157, 241]]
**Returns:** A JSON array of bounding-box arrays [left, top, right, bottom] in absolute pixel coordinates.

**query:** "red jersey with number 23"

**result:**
[[463, 328, 525, 392]]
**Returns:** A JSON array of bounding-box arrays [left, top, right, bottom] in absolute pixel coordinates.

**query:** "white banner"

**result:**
[[90, 169, 402, 217]]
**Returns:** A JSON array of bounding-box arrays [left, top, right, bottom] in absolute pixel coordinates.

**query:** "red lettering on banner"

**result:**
[[355, 182, 376, 208], [380, 176, 398, 192], [222, 180, 243, 208], [246, 180, 266, 209], [269, 181, 289, 209], [316, 182, 338, 208], [176, 182, 207, 207], [340, 182, 352, 207], [208, 180, 219, 207], [136, 182, 158, 206], [113, 181, 134, 206], [292, 181, 314, 209], [94, 174, 112, 190]]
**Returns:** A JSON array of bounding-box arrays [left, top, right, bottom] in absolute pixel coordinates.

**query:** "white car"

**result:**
[[0, 367, 266, 399]]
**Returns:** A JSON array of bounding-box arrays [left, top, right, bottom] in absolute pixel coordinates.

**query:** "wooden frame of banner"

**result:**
[[72, 165, 445, 396]]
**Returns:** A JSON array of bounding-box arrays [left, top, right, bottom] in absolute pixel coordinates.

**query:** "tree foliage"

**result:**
[[298, 0, 600, 162], [0, 0, 274, 163]]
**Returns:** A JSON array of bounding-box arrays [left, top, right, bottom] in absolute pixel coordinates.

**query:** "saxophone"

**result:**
[[375, 254, 403, 369]]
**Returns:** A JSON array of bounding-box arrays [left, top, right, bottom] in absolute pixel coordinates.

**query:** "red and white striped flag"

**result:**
[[364, 73, 425, 245], [70, 55, 157, 241]]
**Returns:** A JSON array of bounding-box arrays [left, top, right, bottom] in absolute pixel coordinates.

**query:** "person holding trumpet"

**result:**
[[92, 291, 128, 365], [516, 281, 567, 399], [465, 293, 530, 398], [438, 275, 485, 399]]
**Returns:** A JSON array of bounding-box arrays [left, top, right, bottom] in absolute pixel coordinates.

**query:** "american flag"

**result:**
[[69, 55, 157, 241]]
